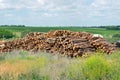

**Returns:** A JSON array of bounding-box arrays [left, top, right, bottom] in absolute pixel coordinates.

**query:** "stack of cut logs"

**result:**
[[0, 30, 116, 57]]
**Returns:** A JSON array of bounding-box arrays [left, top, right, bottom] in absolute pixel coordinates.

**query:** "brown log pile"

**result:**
[[0, 30, 117, 57]]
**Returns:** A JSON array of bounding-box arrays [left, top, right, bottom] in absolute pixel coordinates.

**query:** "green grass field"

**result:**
[[0, 27, 120, 42]]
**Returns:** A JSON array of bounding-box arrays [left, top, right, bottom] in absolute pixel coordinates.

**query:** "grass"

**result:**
[[0, 27, 120, 42], [0, 26, 120, 79], [0, 51, 120, 80]]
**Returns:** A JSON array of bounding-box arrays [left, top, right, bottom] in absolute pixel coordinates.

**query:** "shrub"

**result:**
[[0, 29, 15, 39], [21, 30, 31, 38], [82, 55, 112, 80]]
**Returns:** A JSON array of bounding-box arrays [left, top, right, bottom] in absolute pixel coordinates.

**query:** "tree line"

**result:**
[[0, 25, 25, 27], [94, 25, 120, 30], [0, 25, 120, 30]]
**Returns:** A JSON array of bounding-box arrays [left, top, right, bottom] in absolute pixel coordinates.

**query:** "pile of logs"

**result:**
[[0, 30, 117, 57]]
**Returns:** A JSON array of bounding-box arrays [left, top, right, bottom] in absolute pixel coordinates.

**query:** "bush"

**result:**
[[0, 29, 15, 39], [83, 55, 112, 80], [21, 30, 31, 38], [112, 34, 120, 38]]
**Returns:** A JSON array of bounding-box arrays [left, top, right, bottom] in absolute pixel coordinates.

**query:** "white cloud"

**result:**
[[90, 0, 120, 10], [0, 0, 85, 11], [0, 0, 4, 9], [4, 13, 13, 17], [86, 0, 120, 18], [0, 0, 3, 2], [1, 0, 120, 12], [0, 0, 120, 26], [42, 13, 57, 17], [37, 0, 45, 5]]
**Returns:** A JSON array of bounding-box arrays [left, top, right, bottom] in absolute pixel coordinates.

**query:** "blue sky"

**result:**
[[0, 0, 120, 26]]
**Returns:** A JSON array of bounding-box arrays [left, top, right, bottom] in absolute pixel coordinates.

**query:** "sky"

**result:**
[[0, 0, 120, 26]]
